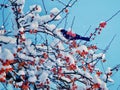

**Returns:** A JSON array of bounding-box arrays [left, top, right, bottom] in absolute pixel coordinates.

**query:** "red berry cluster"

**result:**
[[90, 21, 107, 40]]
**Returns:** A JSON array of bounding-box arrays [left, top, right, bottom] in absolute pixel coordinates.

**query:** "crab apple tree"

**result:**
[[0, 0, 119, 90]]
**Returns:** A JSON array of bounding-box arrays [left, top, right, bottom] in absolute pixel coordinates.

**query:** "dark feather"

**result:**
[[6, 72, 13, 80], [15, 76, 23, 82]]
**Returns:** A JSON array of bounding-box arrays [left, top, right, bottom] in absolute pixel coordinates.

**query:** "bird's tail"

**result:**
[[79, 36, 90, 41]]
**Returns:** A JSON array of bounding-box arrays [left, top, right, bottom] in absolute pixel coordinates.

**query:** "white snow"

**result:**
[[56, 58, 64, 66], [40, 13, 61, 23], [50, 8, 60, 15], [30, 5, 42, 13], [93, 75, 108, 89], [30, 21, 39, 30], [1, 25, 4, 28], [16, 0, 25, 12], [72, 45, 88, 54], [93, 53, 105, 60], [45, 24, 56, 31], [106, 67, 111, 73], [84, 72, 92, 79], [17, 53, 34, 61], [40, 15, 52, 23], [0, 62, 2, 69], [88, 49, 94, 55], [55, 15, 61, 20], [18, 69, 25, 75], [0, 36, 16, 44], [50, 39, 59, 47], [16, 0, 25, 4], [27, 70, 35, 76], [0, 30, 5, 35], [27, 45, 36, 55], [93, 75, 101, 84], [25, 39, 32, 46], [49, 7, 61, 20], [102, 74, 114, 83], [36, 45, 47, 50], [28, 75, 37, 83], [21, 34, 25, 39], [0, 45, 1, 53], [78, 45, 88, 52], [0, 72, 6, 79], [45, 61, 55, 69], [61, 76, 71, 82], [19, 27, 24, 32], [101, 67, 114, 83], [0, 48, 14, 61], [3, 65, 12, 70], [51, 39, 65, 52], [57, 41, 65, 50], [65, 53, 75, 64], [107, 77, 114, 82], [101, 83, 108, 90], [16, 81, 23, 86], [77, 85, 86, 90], [38, 72, 48, 82], [24, 13, 34, 23]]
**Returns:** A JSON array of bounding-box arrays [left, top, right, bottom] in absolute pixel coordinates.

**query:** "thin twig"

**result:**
[[1, 83, 8, 90], [3, 12, 11, 27], [103, 34, 116, 53], [100, 35, 116, 74], [70, 0, 78, 7], [64, 13, 68, 29], [53, 13, 69, 32], [42, 0, 47, 14], [106, 9, 120, 22], [46, 0, 77, 24], [111, 64, 120, 72], [78, 25, 91, 44], [71, 16, 75, 30], [56, 0, 66, 6]]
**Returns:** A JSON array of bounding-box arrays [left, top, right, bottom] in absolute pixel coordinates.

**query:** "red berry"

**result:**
[[13, 53, 17, 57], [33, 30, 38, 33], [99, 22, 107, 28], [50, 14, 54, 18], [65, 9, 69, 13], [17, 48, 22, 52], [19, 31, 24, 34], [18, 8, 21, 13], [29, 30, 33, 34]]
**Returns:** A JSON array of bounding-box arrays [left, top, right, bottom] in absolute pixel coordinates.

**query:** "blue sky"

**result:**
[[0, 0, 120, 90]]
